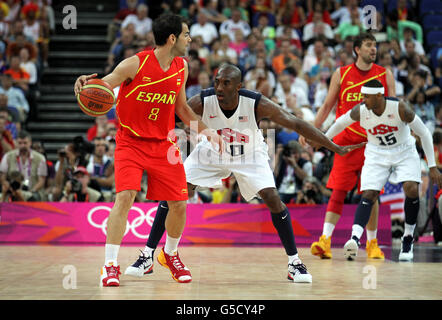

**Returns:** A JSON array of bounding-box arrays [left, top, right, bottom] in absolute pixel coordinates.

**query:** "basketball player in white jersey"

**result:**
[[323, 79, 442, 261], [125, 63, 365, 283]]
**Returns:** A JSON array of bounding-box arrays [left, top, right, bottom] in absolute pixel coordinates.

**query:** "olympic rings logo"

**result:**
[[87, 205, 157, 239]]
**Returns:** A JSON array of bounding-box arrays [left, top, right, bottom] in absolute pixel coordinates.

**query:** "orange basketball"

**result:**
[[76, 79, 115, 117]]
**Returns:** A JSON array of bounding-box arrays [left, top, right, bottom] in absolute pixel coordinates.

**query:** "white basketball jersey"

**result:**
[[359, 97, 415, 148], [200, 88, 267, 157]]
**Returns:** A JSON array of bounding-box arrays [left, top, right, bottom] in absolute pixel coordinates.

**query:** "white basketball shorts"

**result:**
[[360, 143, 422, 191], [184, 143, 276, 202]]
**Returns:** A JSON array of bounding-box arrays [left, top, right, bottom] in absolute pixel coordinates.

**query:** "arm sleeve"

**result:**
[[325, 110, 355, 139], [409, 115, 436, 168]]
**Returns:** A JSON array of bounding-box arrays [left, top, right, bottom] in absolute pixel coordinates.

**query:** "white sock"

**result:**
[[366, 229, 377, 241], [288, 254, 302, 265], [164, 234, 181, 255], [143, 246, 154, 256], [404, 223, 416, 237], [351, 224, 364, 240], [322, 222, 335, 238], [105, 244, 120, 266]]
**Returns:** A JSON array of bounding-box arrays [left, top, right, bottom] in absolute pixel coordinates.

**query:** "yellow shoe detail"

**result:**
[[366, 239, 385, 259], [310, 235, 332, 259]]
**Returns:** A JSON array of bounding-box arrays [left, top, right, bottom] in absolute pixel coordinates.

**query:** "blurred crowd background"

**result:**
[[0, 0, 441, 240]]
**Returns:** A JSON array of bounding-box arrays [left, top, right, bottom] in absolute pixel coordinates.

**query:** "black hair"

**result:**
[[353, 32, 377, 57], [363, 79, 384, 88], [152, 13, 185, 46], [17, 130, 31, 140]]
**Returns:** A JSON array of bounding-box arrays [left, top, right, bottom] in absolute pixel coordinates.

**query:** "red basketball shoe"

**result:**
[[157, 248, 192, 283], [100, 263, 121, 287]]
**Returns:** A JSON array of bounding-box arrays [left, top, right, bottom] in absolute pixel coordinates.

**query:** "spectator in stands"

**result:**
[[228, 29, 248, 57], [302, 10, 334, 44], [105, 28, 136, 74], [87, 114, 117, 141], [219, 7, 251, 42], [6, 33, 38, 64], [275, 24, 302, 52], [222, 0, 249, 22], [386, 10, 422, 44], [273, 72, 309, 113], [200, 0, 227, 26], [0, 130, 47, 201], [296, 176, 324, 204], [107, 0, 138, 43], [302, 37, 328, 75], [394, 0, 416, 22], [107, 138, 116, 160], [216, 34, 238, 65], [87, 137, 114, 200], [164, 0, 192, 19], [305, 0, 332, 26], [4, 55, 30, 93], [400, 27, 425, 58], [19, 47, 37, 87], [190, 12, 219, 45], [21, 3, 40, 43], [413, 89, 436, 133], [0, 3, 9, 39], [406, 68, 440, 106], [330, 0, 362, 27], [254, 12, 276, 52], [276, 0, 306, 31], [272, 39, 299, 75], [186, 70, 211, 98], [31, 140, 55, 196], [53, 136, 94, 200], [334, 7, 365, 42], [275, 140, 313, 204], [8, 20, 35, 43], [185, 56, 202, 91], [0, 74, 29, 123], [121, 3, 152, 41], [60, 166, 103, 202], [0, 106, 17, 140], [244, 56, 275, 97], [41, 0, 55, 35], [0, 116, 14, 160], [105, 121, 117, 141], [19, 47, 38, 120], [189, 35, 209, 67], [4, 0, 21, 23], [239, 34, 260, 70]]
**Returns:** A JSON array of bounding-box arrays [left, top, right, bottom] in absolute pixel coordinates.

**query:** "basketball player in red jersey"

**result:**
[[74, 14, 223, 286], [301, 33, 396, 259]]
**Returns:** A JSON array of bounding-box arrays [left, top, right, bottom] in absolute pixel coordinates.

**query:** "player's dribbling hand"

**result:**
[[429, 167, 442, 189], [74, 73, 98, 96], [336, 142, 367, 156]]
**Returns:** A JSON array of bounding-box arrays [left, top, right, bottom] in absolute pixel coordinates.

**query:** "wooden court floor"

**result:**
[[0, 244, 441, 300]]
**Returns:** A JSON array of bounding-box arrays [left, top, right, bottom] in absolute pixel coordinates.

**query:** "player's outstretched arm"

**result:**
[[324, 104, 361, 140], [256, 96, 365, 156], [175, 61, 224, 153], [299, 68, 340, 146], [399, 101, 442, 188], [73, 55, 139, 95]]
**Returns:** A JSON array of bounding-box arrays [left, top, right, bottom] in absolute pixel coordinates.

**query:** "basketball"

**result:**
[[76, 79, 115, 117]]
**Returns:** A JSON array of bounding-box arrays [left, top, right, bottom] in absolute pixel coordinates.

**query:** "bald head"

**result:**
[[217, 63, 242, 84]]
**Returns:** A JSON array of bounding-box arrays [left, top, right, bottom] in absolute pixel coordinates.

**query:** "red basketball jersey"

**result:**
[[116, 50, 185, 140], [337, 63, 388, 139]]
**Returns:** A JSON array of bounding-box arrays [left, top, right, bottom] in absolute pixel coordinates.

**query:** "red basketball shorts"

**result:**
[[114, 131, 188, 201], [326, 130, 366, 192]]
